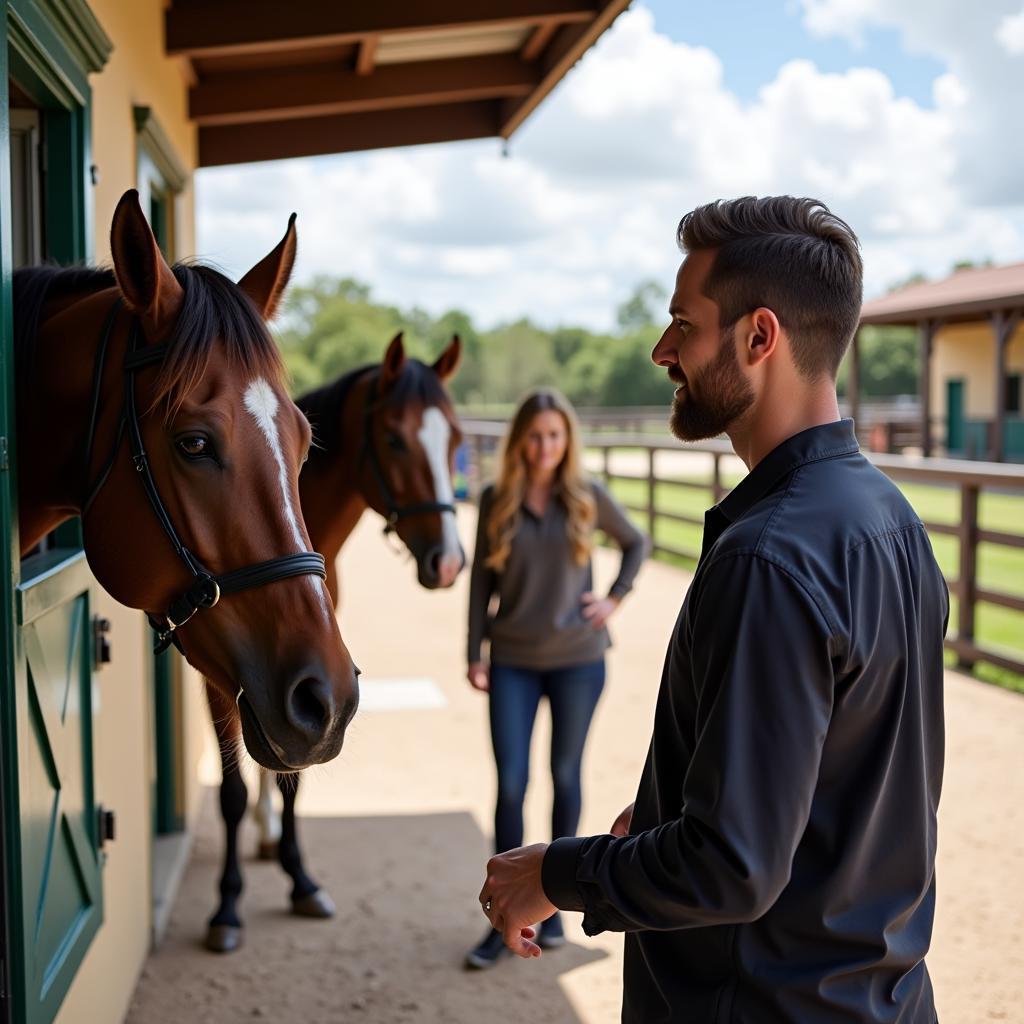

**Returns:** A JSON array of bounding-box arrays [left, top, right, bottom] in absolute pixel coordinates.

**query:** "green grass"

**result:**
[[603, 472, 1024, 694]]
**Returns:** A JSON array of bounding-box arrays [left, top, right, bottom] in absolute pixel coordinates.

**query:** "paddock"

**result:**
[[127, 506, 1024, 1024]]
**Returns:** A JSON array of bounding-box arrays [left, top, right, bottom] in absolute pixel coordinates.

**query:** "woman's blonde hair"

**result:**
[[485, 388, 596, 572]]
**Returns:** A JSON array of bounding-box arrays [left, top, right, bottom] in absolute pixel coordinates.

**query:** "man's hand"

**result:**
[[581, 591, 620, 630], [467, 661, 489, 692], [478, 843, 557, 959], [610, 802, 634, 837]]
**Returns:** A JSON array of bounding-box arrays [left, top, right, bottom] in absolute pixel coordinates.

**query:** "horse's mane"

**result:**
[[297, 358, 452, 464], [13, 266, 116, 396], [12, 262, 284, 415]]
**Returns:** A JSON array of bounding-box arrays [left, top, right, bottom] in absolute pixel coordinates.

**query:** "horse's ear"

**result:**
[[110, 189, 184, 337], [432, 334, 461, 382], [237, 212, 297, 321], [380, 332, 406, 390]]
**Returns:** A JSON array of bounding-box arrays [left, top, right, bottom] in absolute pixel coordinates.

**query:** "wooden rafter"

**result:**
[[190, 54, 539, 126], [198, 100, 502, 166], [356, 37, 378, 75], [520, 22, 559, 62], [166, 1, 598, 58], [500, 0, 631, 138]]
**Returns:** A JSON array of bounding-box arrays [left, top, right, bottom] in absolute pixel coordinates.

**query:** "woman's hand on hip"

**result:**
[[581, 591, 620, 630], [467, 661, 490, 692], [610, 802, 634, 837]]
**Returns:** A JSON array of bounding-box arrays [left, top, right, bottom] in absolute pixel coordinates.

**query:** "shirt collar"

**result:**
[[716, 419, 859, 524]]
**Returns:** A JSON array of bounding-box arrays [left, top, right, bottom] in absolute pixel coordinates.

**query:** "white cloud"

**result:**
[[996, 6, 1024, 52], [198, 3, 1024, 332], [795, 0, 1024, 204]]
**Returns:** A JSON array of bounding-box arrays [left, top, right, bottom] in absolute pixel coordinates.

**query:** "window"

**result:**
[[134, 106, 186, 261], [1007, 374, 1021, 416]]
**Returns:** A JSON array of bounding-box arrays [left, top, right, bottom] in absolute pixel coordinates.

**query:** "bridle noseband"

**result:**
[[359, 376, 455, 537], [82, 299, 327, 654]]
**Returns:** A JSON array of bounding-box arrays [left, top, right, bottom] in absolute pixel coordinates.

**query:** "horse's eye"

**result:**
[[386, 432, 407, 453], [177, 435, 209, 458]]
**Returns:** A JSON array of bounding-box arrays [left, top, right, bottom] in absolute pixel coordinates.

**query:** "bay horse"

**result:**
[[14, 189, 359, 773], [203, 332, 464, 951]]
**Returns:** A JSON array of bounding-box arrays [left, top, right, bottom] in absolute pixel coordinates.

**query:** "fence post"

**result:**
[[957, 484, 979, 671], [711, 454, 723, 505], [647, 447, 657, 541], [470, 434, 484, 501], [603, 445, 611, 485]]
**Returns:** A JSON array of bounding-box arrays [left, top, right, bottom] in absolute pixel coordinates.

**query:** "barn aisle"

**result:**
[[127, 508, 1023, 1024]]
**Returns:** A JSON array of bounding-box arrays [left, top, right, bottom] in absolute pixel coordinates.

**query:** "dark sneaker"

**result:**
[[538, 912, 566, 949], [464, 928, 509, 970]]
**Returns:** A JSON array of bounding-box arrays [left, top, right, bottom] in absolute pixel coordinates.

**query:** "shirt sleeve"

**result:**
[[467, 486, 497, 664], [542, 553, 835, 932], [592, 480, 650, 599]]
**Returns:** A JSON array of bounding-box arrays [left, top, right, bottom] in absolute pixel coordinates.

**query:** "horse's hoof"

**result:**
[[205, 924, 244, 953], [292, 889, 336, 919], [257, 840, 278, 861]]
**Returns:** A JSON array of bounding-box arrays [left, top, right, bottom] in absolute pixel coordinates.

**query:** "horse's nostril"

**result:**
[[285, 674, 335, 739], [423, 545, 444, 581]]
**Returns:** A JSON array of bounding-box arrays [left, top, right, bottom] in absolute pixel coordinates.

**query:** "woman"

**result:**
[[465, 388, 648, 969]]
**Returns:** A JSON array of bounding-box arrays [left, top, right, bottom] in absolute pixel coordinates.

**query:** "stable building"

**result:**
[[857, 263, 1024, 462], [0, 3, 629, 1023]]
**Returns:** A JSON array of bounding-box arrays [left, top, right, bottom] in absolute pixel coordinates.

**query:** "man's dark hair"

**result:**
[[677, 196, 863, 381]]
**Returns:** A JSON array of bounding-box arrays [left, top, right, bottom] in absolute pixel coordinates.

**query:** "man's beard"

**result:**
[[669, 325, 755, 442]]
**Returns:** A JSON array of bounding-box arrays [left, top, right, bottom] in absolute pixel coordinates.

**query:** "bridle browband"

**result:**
[[358, 374, 455, 537], [82, 298, 327, 654]]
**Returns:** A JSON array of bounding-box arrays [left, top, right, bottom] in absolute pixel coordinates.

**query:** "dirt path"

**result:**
[[127, 508, 1024, 1024]]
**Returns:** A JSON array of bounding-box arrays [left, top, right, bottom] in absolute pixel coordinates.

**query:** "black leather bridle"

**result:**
[[358, 375, 455, 537], [82, 299, 327, 654]]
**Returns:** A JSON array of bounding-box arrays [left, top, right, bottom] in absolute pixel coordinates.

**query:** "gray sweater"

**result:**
[[467, 480, 649, 670]]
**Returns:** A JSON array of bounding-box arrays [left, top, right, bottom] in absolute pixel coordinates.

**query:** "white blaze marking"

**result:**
[[417, 407, 461, 560], [244, 378, 332, 620]]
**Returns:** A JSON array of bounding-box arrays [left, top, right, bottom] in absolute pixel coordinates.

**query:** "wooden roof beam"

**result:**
[[198, 100, 503, 167], [190, 54, 539, 126], [166, 1, 599, 58], [501, 0, 631, 138]]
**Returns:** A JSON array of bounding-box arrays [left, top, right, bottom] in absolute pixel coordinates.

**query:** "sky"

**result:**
[[195, 0, 1024, 333]]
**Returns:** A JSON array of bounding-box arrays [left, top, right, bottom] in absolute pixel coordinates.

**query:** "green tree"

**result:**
[[616, 280, 668, 331]]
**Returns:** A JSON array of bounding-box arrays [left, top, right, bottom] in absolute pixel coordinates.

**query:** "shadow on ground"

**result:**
[[128, 803, 608, 1024]]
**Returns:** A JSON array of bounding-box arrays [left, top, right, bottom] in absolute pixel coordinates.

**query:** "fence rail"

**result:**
[[461, 421, 1024, 680]]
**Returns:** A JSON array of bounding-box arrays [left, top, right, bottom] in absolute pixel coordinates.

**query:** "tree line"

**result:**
[[277, 276, 919, 408]]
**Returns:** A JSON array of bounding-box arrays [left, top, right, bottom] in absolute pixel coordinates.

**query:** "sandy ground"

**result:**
[[127, 508, 1024, 1024]]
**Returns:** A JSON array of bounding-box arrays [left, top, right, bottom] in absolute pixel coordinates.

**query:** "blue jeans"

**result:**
[[488, 659, 606, 854]]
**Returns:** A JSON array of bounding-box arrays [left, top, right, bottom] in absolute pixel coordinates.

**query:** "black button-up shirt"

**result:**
[[543, 420, 948, 1023]]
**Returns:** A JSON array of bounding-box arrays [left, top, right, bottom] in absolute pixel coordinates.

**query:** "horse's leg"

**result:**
[[205, 683, 248, 953], [277, 772, 336, 918], [252, 767, 281, 860]]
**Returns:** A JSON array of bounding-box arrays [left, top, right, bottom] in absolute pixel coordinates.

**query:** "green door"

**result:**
[[946, 379, 965, 454], [1, 3, 112, 1022], [13, 555, 102, 1024]]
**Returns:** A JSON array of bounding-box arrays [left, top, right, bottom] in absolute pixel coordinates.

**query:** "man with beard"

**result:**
[[477, 196, 948, 1023]]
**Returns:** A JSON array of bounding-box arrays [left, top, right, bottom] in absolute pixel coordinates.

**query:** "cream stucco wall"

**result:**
[[52, 3, 205, 1023], [932, 320, 1024, 421], [88, 0, 196, 265]]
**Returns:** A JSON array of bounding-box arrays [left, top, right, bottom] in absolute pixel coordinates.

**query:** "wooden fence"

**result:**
[[460, 421, 1024, 679]]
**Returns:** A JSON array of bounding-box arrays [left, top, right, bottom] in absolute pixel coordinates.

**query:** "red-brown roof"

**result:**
[[860, 262, 1024, 326]]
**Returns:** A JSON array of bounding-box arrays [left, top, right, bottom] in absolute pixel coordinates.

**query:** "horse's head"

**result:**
[[82, 190, 358, 771], [359, 334, 465, 589]]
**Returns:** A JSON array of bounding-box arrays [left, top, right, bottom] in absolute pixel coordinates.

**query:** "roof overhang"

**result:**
[[859, 263, 1024, 327], [164, 0, 632, 167]]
